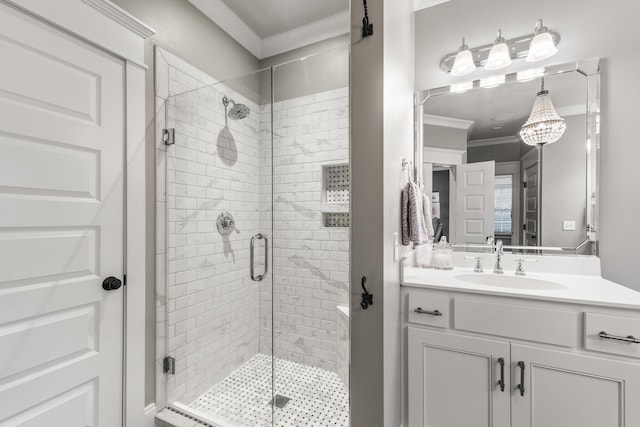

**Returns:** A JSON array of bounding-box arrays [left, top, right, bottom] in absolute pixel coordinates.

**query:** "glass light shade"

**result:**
[[451, 49, 476, 76], [526, 32, 558, 62], [484, 42, 512, 70], [519, 90, 567, 146]]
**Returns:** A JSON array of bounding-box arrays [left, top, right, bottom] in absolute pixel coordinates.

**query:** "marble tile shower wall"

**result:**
[[259, 88, 350, 371], [162, 53, 262, 404]]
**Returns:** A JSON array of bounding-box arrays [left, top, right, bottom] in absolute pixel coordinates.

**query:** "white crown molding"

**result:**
[[414, 0, 451, 12], [82, 0, 155, 38], [424, 114, 474, 130], [188, 0, 348, 59], [261, 11, 349, 59], [424, 147, 466, 165], [555, 104, 586, 117], [468, 136, 521, 147], [188, 0, 262, 58]]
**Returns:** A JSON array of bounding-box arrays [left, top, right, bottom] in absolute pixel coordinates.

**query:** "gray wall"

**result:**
[[415, 0, 640, 291], [350, 0, 415, 426], [260, 34, 350, 101], [424, 124, 467, 151], [468, 142, 521, 163], [112, 0, 259, 406], [542, 114, 587, 247]]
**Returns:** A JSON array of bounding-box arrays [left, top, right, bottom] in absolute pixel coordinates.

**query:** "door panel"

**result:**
[[408, 328, 510, 427], [523, 162, 538, 246], [455, 161, 495, 244], [0, 5, 124, 426], [511, 344, 640, 427]]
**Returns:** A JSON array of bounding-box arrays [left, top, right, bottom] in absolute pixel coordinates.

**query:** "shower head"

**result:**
[[222, 96, 250, 120]]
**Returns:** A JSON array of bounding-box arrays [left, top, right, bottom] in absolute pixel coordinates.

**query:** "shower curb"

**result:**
[[155, 407, 215, 427]]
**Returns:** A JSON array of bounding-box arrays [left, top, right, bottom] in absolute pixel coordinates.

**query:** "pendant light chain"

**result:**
[[362, 0, 373, 38]]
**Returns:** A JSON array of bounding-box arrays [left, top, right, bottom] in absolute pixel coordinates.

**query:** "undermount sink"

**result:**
[[455, 273, 567, 290]]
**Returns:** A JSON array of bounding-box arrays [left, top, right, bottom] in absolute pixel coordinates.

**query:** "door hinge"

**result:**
[[123, 274, 127, 286], [522, 181, 527, 188], [163, 128, 175, 146], [523, 224, 527, 231], [163, 356, 175, 375]]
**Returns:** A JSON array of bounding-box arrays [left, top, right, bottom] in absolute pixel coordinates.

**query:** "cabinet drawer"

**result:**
[[408, 292, 450, 328], [585, 313, 640, 358], [454, 298, 579, 347]]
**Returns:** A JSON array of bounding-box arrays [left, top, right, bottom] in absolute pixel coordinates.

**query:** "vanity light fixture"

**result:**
[[526, 19, 558, 62], [450, 38, 476, 76], [440, 20, 560, 76], [484, 30, 512, 71], [517, 67, 546, 82], [449, 81, 474, 93], [479, 74, 506, 88]]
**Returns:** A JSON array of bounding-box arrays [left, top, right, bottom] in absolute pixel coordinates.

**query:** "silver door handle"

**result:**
[[250, 233, 268, 281]]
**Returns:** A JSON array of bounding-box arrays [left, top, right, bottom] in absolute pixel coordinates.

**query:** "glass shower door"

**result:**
[[271, 45, 351, 427], [159, 44, 351, 427], [162, 66, 275, 426]]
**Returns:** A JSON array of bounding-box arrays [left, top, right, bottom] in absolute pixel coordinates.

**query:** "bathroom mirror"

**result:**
[[414, 59, 599, 255]]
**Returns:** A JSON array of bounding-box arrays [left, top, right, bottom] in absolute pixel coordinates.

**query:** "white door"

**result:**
[[455, 161, 495, 244], [511, 344, 640, 427], [523, 161, 538, 246], [408, 328, 510, 427], [0, 5, 124, 426]]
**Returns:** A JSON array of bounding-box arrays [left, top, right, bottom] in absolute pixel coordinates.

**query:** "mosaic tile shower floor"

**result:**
[[182, 354, 349, 427]]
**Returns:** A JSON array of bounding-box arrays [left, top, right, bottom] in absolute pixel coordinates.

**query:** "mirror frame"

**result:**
[[413, 59, 600, 255]]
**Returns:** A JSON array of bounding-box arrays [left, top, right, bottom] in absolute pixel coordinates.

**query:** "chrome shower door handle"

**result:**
[[250, 233, 268, 281]]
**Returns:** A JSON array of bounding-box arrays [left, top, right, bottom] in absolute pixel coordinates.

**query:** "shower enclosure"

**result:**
[[155, 45, 350, 426]]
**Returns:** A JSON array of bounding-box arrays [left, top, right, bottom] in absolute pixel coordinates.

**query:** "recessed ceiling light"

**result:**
[[492, 113, 514, 122]]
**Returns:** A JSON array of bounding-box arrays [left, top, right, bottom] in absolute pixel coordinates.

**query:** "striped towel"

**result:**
[[401, 182, 428, 245]]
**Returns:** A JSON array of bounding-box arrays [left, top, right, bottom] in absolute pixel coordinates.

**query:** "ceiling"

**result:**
[[424, 70, 586, 141], [189, 0, 448, 59], [221, 0, 348, 38], [188, 0, 349, 59]]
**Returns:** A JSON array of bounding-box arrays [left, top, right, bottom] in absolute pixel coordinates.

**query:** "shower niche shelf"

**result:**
[[321, 164, 349, 227]]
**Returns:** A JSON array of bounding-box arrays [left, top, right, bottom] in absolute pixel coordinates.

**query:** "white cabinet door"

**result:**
[[455, 161, 495, 244], [511, 344, 640, 427], [0, 5, 124, 426], [408, 328, 510, 427]]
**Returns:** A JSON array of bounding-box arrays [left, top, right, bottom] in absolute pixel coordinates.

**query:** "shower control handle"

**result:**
[[250, 233, 268, 281]]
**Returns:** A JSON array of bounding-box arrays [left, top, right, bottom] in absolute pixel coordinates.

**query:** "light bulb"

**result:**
[[451, 38, 476, 76], [484, 30, 512, 71], [526, 19, 558, 62]]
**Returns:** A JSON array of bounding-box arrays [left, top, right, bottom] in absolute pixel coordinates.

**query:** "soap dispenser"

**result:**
[[434, 236, 453, 270]]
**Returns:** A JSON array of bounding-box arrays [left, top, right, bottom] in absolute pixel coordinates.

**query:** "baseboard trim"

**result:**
[[144, 403, 157, 427]]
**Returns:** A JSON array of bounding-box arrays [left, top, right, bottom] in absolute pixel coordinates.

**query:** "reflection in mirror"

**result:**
[[415, 60, 599, 255]]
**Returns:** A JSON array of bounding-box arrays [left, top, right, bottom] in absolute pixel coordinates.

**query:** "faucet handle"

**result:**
[[465, 255, 484, 273], [514, 258, 537, 276]]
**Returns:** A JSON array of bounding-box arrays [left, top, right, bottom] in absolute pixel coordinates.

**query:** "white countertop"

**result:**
[[402, 266, 640, 310]]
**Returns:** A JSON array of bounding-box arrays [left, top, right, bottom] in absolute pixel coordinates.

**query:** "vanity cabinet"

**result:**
[[406, 289, 640, 427], [408, 328, 510, 427]]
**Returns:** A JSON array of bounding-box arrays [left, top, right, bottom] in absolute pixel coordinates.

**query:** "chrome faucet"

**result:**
[[493, 239, 504, 274]]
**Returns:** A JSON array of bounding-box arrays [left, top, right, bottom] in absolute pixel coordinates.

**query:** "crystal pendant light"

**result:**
[[519, 78, 566, 146], [450, 38, 476, 76], [484, 29, 512, 71], [526, 19, 558, 62]]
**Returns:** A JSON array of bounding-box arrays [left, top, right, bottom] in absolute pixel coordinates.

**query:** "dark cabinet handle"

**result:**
[[516, 361, 526, 397], [497, 358, 505, 392], [414, 307, 442, 316]]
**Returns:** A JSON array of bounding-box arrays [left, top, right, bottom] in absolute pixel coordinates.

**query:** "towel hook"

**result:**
[[402, 157, 413, 183]]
